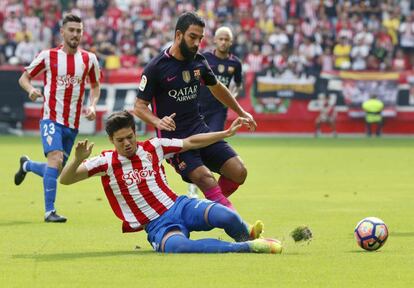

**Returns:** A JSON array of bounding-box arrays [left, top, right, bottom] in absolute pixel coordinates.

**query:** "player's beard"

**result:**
[[67, 38, 79, 49], [179, 38, 197, 61]]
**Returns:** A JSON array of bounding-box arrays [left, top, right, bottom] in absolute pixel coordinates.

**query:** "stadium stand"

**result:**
[[2, 0, 414, 134]]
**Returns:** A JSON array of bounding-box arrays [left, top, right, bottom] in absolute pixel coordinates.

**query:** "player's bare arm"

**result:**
[[134, 98, 176, 131], [208, 82, 257, 131], [18, 71, 43, 101], [181, 117, 247, 152], [85, 82, 101, 121], [60, 140, 94, 185]]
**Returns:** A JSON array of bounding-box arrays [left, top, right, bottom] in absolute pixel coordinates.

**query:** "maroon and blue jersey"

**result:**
[[137, 48, 217, 137], [199, 51, 242, 112]]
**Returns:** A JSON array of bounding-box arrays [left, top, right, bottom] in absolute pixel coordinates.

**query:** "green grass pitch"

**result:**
[[1, 136, 413, 287]]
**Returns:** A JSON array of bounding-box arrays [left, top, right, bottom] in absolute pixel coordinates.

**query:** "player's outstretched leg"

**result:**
[[163, 233, 282, 254], [206, 204, 250, 241], [249, 238, 282, 254]]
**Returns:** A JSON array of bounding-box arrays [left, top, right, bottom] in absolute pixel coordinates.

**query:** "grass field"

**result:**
[[1, 135, 413, 287]]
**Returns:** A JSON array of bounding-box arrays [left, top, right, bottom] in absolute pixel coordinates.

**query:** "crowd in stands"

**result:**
[[1, 0, 414, 77]]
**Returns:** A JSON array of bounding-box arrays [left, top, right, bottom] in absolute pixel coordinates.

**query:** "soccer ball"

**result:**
[[354, 217, 388, 251]]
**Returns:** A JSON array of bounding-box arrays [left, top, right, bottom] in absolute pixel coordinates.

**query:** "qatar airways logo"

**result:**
[[122, 168, 157, 186], [56, 75, 82, 88], [168, 85, 198, 102], [216, 75, 230, 86]]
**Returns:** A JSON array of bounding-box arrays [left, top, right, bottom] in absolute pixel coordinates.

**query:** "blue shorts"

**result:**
[[201, 107, 228, 132], [40, 119, 78, 165], [145, 196, 216, 251], [166, 122, 237, 183]]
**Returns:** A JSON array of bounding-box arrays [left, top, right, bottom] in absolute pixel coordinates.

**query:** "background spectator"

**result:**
[[0, 0, 413, 73]]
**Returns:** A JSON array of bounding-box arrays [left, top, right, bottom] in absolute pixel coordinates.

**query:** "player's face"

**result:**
[[61, 21, 83, 49], [110, 127, 137, 158], [214, 32, 232, 54], [178, 24, 204, 60]]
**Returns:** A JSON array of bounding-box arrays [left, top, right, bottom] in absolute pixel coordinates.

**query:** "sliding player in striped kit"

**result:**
[[59, 111, 281, 254], [14, 14, 100, 222]]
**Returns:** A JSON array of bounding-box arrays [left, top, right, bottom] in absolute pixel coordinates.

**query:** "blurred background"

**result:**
[[1, 0, 414, 136]]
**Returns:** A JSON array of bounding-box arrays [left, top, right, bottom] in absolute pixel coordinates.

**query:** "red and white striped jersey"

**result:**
[[83, 138, 183, 233], [25, 46, 100, 129]]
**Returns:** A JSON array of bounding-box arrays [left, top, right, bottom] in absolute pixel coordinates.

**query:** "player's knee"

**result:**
[[190, 170, 216, 187], [163, 235, 192, 253], [233, 164, 247, 185], [212, 204, 242, 227], [47, 151, 64, 168]]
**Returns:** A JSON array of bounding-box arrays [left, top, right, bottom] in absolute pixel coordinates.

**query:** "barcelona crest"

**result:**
[[182, 70, 191, 83], [218, 64, 225, 73], [194, 69, 201, 80], [228, 66, 235, 74]]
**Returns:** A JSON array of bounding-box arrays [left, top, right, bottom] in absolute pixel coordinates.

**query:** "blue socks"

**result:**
[[207, 204, 250, 242], [164, 234, 251, 253], [163, 204, 252, 253], [24, 161, 59, 213], [43, 167, 59, 213], [25, 161, 47, 177]]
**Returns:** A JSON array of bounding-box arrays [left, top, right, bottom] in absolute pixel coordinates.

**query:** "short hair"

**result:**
[[62, 13, 82, 26], [105, 110, 136, 137], [215, 27, 233, 41], [175, 12, 205, 35]]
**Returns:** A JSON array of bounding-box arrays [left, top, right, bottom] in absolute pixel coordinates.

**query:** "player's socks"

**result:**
[[203, 186, 235, 210], [25, 161, 47, 177], [163, 234, 251, 253], [218, 176, 240, 197], [249, 238, 283, 254], [43, 166, 59, 212], [207, 204, 250, 242]]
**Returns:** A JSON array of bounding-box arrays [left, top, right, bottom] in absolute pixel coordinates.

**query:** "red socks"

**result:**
[[218, 176, 240, 198], [203, 186, 235, 210]]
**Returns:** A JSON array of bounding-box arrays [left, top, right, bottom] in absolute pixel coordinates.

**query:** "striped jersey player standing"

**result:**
[[14, 14, 101, 222], [59, 110, 281, 254]]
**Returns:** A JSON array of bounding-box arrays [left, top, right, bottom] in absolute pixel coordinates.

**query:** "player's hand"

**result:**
[[240, 111, 257, 131], [28, 88, 43, 101], [75, 139, 94, 161], [85, 106, 96, 121], [156, 113, 176, 131], [226, 117, 248, 137]]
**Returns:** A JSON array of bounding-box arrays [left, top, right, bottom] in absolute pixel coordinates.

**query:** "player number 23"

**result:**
[[43, 123, 56, 136]]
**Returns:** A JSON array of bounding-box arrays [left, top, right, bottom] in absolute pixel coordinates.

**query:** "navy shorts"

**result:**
[[145, 196, 217, 251], [166, 122, 237, 183], [40, 119, 78, 165], [202, 107, 228, 132]]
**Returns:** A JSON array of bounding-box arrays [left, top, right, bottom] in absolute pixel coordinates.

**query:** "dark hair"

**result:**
[[105, 110, 136, 137], [175, 12, 205, 35], [62, 13, 82, 26]]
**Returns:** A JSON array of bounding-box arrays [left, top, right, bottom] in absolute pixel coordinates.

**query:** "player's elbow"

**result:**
[[133, 100, 146, 116], [18, 73, 28, 88]]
